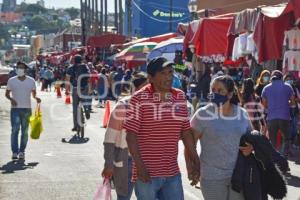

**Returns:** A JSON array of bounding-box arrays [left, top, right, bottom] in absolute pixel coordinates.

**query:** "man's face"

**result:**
[[150, 66, 174, 92], [17, 63, 26, 70]]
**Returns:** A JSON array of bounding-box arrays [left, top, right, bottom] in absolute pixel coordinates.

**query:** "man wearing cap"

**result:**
[[65, 55, 91, 132], [5, 61, 41, 160], [124, 57, 200, 200], [261, 70, 295, 157]]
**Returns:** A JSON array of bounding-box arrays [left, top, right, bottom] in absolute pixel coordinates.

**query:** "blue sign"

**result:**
[[124, 0, 190, 37]]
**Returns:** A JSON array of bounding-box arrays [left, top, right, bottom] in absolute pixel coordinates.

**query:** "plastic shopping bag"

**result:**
[[93, 179, 112, 200], [29, 104, 43, 139]]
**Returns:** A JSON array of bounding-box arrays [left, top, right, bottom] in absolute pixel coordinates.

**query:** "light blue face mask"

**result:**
[[263, 76, 270, 83], [285, 80, 294, 85]]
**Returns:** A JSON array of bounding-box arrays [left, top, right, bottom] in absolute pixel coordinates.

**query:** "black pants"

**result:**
[[267, 119, 290, 156]]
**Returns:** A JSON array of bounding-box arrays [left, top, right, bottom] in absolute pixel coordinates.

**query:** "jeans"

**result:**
[[267, 119, 290, 156], [117, 157, 134, 200], [72, 87, 90, 128], [10, 108, 32, 154], [290, 111, 298, 143], [134, 173, 184, 200]]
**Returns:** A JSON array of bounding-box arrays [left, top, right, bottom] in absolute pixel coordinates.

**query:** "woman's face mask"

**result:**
[[209, 92, 228, 107], [209, 81, 231, 107], [262, 76, 270, 83], [285, 80, 294, 85]]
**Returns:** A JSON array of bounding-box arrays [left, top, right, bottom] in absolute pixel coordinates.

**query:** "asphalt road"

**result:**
[[0, 86, 300, 200]]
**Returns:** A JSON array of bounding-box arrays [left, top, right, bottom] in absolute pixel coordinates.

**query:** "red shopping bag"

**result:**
[[93, 179, 112, 200]]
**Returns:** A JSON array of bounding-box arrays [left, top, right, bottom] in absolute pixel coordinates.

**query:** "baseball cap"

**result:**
[[271, 70, 283, 80], [147, 57, 174, 76]]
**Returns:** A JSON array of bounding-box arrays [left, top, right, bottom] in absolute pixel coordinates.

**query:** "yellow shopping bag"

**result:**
[[30, 104, 43, 139]]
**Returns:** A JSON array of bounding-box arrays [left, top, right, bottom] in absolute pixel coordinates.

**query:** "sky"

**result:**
[[14, 0, 116, 11]]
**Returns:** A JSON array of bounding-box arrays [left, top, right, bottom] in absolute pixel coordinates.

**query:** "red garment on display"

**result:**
[[192, 17, 233, 56], [253, 12, 294, 63]]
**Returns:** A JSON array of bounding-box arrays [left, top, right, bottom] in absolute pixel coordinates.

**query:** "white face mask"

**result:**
[[16, 69, 25, 77]]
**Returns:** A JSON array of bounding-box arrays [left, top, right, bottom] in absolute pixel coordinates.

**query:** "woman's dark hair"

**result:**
[[242, 78, 255, 104], [132, 72, 147, 88], [283, 73, 295, 81], [16, 61, 28, 69], [100, 68, 106, 75], [212, 75, 240, 105]]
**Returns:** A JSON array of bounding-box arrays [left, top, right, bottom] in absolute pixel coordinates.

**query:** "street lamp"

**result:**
[[188, 0, 198, 20]]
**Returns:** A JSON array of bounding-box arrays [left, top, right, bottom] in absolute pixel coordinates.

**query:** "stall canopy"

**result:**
[[192, 16, 233, 56], [253, 1, 300, 63], [182, 20, 200, 53], [148, 37, 184, 61], [87, 34, 126, 49], [111, 33, 178, 50]]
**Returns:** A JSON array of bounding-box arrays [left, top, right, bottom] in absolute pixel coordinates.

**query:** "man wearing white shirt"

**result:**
[[5, 61, 41, 161]]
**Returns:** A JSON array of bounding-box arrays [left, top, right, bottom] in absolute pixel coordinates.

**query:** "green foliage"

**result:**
[[64, 7, 80, 20], [17, 3, 45, 14], [28, 15, 49, 31]]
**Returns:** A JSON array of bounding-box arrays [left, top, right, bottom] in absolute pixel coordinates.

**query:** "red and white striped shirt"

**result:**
[[123, 84, 190, 181]]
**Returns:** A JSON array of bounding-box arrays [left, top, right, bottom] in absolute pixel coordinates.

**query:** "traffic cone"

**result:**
[[102, 101, 111, 128], [65, 95, 71, 104], [56, 86, 62, 98]]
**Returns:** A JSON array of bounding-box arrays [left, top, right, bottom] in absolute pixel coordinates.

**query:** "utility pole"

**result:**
[[126, 0, 132, 37], [100, 0, 103, 34], [169, 0, 173, 32], [114, 0, 118, 34], [87, 0, 91, 34], [92, 0, 94, 23], [95, 0, 98, 35], [80, 0, 86, 45], [104, 0, 108, 33], [119, 0, 123, 35]]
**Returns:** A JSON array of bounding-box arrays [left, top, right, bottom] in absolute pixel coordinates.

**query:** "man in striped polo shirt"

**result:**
[[124, 57, 200, 200]]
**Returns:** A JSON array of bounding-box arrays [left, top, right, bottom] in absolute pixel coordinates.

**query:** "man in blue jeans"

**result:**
[[5, 61, 41, 160], [124, 57, 200, 200]]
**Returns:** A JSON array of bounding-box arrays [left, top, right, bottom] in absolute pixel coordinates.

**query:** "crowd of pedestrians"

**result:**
[[4, 52, 300, 200]]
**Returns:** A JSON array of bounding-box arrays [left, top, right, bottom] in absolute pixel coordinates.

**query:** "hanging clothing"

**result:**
[[283, 50, 300, 71], [283, 29, 300, 50]]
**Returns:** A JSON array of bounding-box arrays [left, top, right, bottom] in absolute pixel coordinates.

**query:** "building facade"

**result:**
[[1, 0, 16, 12], [124, 0, 191, 37]]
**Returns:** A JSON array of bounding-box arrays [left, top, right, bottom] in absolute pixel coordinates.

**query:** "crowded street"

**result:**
[[0, 88, 300, 199], [1, 0, 300, 199]]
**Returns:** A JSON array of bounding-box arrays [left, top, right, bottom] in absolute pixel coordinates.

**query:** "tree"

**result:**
[[28, 15, 49, 31], [0, 24, 10, 47], [18, 3, 46, 14], [65, 7, 80, 20]]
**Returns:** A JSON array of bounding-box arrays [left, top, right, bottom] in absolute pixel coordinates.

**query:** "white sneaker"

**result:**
[[18, 152, 25, 160]]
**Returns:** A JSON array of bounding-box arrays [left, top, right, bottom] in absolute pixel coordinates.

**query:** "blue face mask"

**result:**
[[209, 92, 228, 107], [286, 80, 294, 85], [263, 77, 270, 83]]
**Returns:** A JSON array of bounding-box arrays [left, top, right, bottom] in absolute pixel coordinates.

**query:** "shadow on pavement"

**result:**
[[289, 148, 300, 165], [61, 134, 90, 144], [286, 173, 300, 188], [0, 161, 39, 174]]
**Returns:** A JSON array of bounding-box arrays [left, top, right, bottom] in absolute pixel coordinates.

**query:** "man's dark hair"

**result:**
[[16, 61, 28, 69]]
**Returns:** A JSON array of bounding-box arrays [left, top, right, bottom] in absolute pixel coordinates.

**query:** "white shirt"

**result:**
[[7, 76, 36, 108], [283, 51, 300, 72], [283, 29, 300, 50]]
